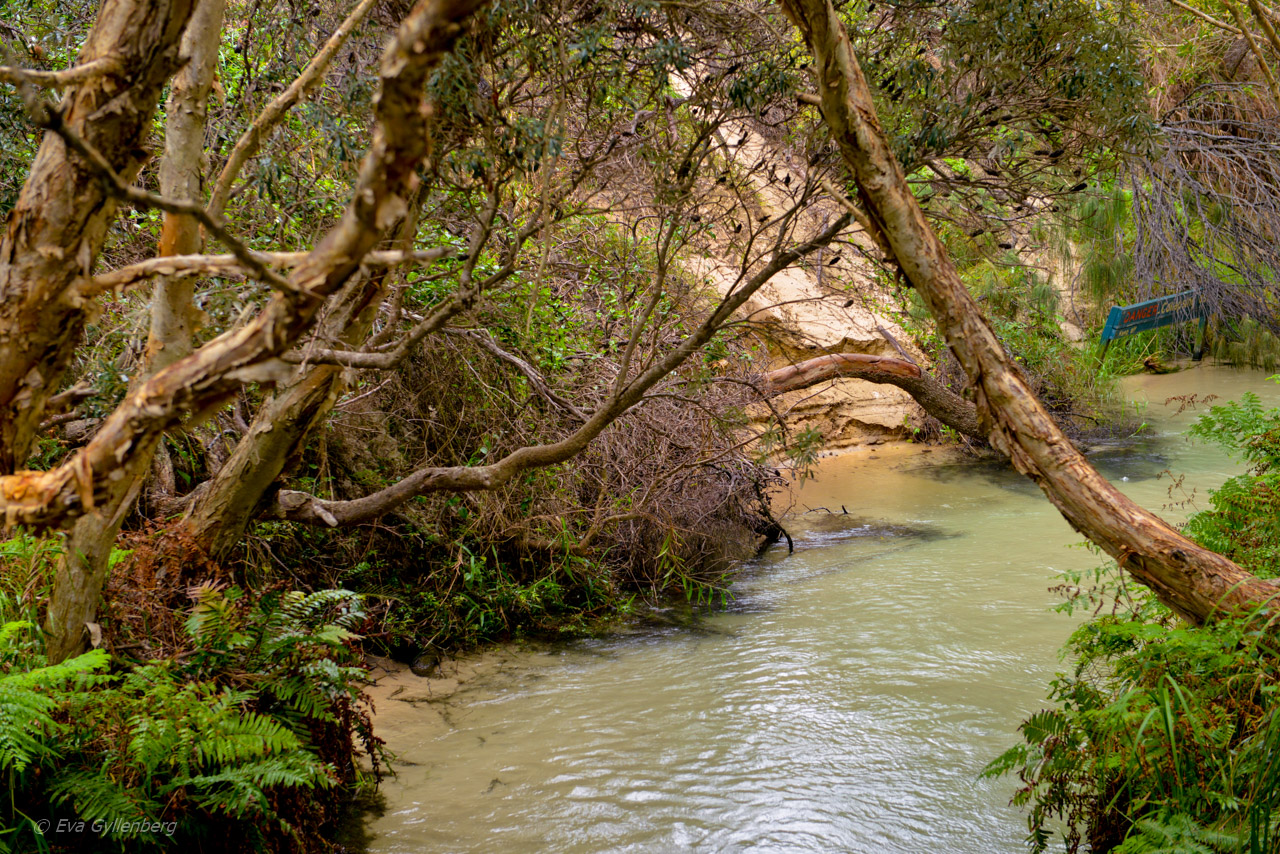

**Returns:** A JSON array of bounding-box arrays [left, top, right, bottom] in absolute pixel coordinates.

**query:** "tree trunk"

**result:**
[[183, 363, 344, 556], [44, 0, 226, 664], [183, 178, 429, 558], [147, 0, 227, 374], [760, 352, 982, 440], [778, 0, 1280, 623], [0, 0, 194, 474], [0, 0, 486, 531]]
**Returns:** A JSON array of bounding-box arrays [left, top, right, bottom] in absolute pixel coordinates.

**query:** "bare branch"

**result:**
[[87, 248, 456, 296], [265, 214, 852, 527], [1132, 84, 1280, 332], [0, 55, 123, 88], [443, 328, 589, 421], [207, 0, 380, 218], [1168, 0, 1243, 34], [284, 195, 503, 368], [1226, 0, 1280, 110], [41, 110, 304, 298], [759, 353, 982, 439], [817, 175, 875, 235], [43, 383, 95, 417]]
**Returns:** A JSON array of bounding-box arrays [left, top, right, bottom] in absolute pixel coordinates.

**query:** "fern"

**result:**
[[994, 382, 1280, 852], [175, 754, 335, 819], [1113, 814, 1238, 854], [50, 768, 159, 828], [0, 584, 375, 852], [0, 647, 108, 773]]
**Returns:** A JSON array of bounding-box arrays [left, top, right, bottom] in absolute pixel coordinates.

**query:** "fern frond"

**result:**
[[49, 768, 159, 828]]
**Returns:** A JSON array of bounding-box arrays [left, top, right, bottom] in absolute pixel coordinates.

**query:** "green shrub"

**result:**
[[0, 586, 379, 854], [989, 376, 1280, 853]]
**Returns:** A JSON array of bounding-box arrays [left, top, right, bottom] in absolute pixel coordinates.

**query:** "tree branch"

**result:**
[[1226, 0, 1280, 110], [1248, 0, 1280, 64], [759, 353, 983, 439], [1168, 0, 1243, 34], [42, 110, 303, 297], [0, 55, 123, 88], [266, 214, 853, 526], [86, 248, 456, 296], [443, 328, 589, 421], [0, 0, 487, 528], [778, 0, 1280, 622], [207, 0, 381, 218]]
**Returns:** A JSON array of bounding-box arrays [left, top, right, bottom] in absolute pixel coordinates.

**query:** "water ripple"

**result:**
[[367, 368, 1276, 854]]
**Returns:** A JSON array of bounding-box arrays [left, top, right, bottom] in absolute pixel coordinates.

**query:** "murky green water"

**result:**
[[365, 366, 1278, 854]]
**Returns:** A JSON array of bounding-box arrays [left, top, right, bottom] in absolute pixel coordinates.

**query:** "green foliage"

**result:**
[[0, 644, 109, 775], [990, 380, 1280, 853], [898, 229, 1129, 439], [850, 0, 1149, 214], [1211, 319, 1280, 373], [1065, 188, 1137, 307], [0, 586, 377, 854], [1183, 382, 1280, 573]]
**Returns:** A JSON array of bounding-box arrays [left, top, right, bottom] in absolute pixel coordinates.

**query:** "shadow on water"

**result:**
[[627, 516, 950, 626], [1087, 441, 1177, 483], [785, 511, 952, 547], [899, 450, 1060, 499], [901, 433, 1178, 493]]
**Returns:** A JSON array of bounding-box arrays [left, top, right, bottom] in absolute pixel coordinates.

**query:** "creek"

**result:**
[[362, 365, 1278, 853]]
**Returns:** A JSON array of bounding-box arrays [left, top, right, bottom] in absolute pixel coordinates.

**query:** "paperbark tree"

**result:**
[[181, 189, 428, 558], [6, 0, 487, 662], [43, 0, 228, 665], [0, 0, 195, 473], [778, 0, 1280, 623], [176, 0, 389, 558], [4, 0, 872, 662], [0, 0, 486, 522]]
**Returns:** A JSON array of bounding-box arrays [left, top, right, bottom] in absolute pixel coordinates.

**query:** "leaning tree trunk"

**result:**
[[0, 0, 486, 533], [0, 0, 194, 474], [44, 0, 227, 665], [759, 352, 982, 440], [36, 0, 483, 660], [778, 0, 1280, 623]]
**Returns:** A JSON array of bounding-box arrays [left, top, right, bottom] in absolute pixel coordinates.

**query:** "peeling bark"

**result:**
[[0, 0, 487, 532], [44, 0, 226, 665], [148, 0, 226, 374], [182, 250, 408, 557], [1, 0, 485, 669], [0, 0, 195, 473], [778, 0, 1280, 622]]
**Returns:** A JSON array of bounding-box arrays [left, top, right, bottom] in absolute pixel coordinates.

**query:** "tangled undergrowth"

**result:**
[[251, 326, 784, 657]]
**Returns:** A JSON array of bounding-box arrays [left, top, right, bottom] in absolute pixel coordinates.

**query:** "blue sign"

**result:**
[[1100, 290, 1202, 343]]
